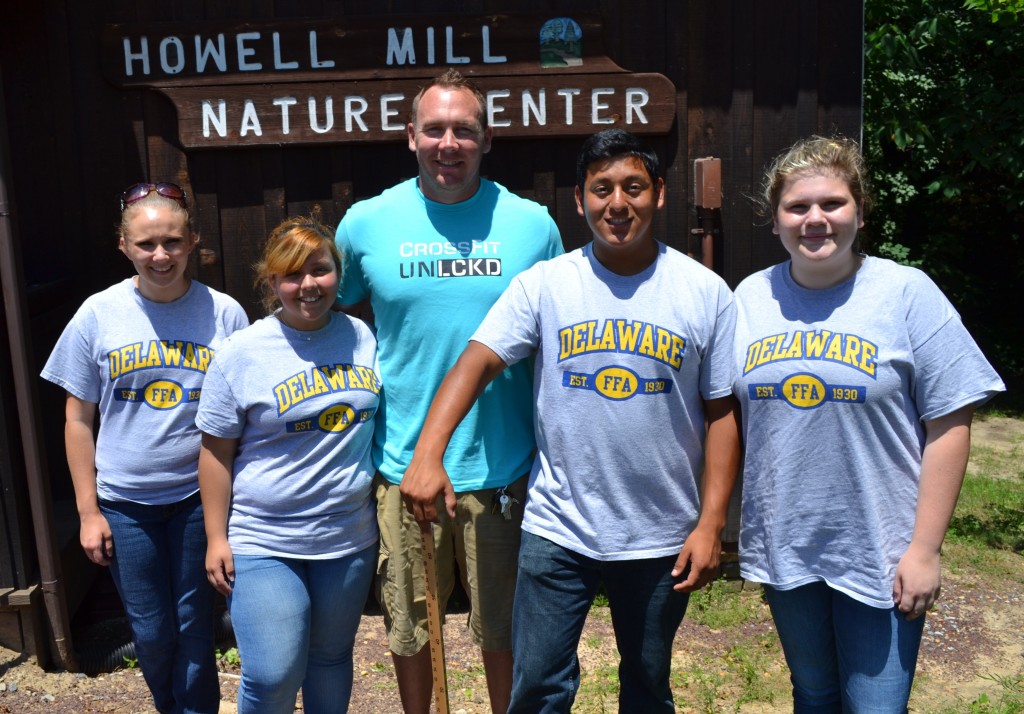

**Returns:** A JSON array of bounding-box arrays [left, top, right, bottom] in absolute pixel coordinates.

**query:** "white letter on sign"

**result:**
[[386, 28, 416, 65], [202, 100, 227, 138], [625, 89, 650, 124]]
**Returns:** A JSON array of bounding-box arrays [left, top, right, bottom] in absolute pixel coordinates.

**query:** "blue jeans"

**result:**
[[100, 493, 220, 714], [509, 532, 689, 713], [228, 547, 375, 714], [764, 582, 926, 713]]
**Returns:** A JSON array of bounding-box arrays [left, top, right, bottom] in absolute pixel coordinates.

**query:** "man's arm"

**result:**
[[672, 394, 741, 592], [401, 341, 509, 523]]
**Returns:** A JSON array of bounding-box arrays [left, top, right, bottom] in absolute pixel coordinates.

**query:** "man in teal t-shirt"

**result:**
[[335, 68, 562, 714]]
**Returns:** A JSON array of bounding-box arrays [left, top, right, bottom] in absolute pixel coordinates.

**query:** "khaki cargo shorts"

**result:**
[[373, 472, 527, 655]]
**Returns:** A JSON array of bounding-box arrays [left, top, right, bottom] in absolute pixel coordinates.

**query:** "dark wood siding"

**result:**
[[4, 0, 863, 314], [0, 0, 863, 619]]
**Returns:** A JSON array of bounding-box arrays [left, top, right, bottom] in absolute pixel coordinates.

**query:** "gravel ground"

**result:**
[[0, 416, 1020, 713], [1, 576, 1022, 714]]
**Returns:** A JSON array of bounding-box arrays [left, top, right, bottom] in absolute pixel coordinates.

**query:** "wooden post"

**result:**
[[694, 157, 723, 271], [0, 585, 50, 668], [420, 526, 450, 714]]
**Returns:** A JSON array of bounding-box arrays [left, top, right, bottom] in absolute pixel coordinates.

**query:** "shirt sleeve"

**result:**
[[470, 271, 541, 367], [903, 269, 1004, 420], [195, 357, 247, 439], [335, 216, 368, 306], [910, 316, 1004, 421], [224, 301, 250, 334], [40, 305, 103, 403], [699, 279, 738, 400]]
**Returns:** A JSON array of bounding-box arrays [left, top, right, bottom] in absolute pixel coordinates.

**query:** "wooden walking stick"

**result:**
[[420, 524, 450, 714]]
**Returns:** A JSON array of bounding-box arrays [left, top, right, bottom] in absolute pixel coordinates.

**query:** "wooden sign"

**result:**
[[101, 15, 628, 85], [160, 74, 676, 148], [101, 14, 678, 148]]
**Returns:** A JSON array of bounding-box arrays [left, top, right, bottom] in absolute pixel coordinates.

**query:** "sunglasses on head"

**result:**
[[120, 182, 188, 211]]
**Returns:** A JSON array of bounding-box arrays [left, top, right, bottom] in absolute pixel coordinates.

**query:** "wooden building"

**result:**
[[0, 1, 863, 668]]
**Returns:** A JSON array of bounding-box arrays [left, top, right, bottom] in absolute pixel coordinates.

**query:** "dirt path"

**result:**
[[1, 416, 1021, 713], [2, 581, 1022, 714]]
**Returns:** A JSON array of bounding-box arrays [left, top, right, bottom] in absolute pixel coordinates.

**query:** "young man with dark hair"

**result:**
[[402, 128, 740, 712]]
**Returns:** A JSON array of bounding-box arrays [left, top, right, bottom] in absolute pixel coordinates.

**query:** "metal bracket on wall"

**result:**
[[693, 157, 722, 271]]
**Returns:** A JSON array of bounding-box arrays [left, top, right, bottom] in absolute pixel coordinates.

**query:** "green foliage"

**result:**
[[864, 0, 1024, 398], [963, 0, 1024, 23], [216, 647, 241, 668], [875, 241, 923, 268], [867, 0, 1024, 209]]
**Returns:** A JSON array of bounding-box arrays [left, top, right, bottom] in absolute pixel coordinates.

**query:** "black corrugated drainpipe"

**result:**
[[0, 65, 77, 671]]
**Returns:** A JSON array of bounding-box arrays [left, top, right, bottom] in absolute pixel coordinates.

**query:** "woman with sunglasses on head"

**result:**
[[42, 182, 248, 714], [196, 211, 379, 714]]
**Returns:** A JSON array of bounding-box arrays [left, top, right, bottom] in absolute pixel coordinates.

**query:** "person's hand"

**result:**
[[671, 522, 722, 592], [206, 538, 235, 596], [80, 511, 114, 566], [400, 456, 456, 524], [893, 541, 941, 620]]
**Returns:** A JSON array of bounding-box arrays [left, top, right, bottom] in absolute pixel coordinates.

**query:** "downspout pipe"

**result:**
[[0, 64, 77, 670]]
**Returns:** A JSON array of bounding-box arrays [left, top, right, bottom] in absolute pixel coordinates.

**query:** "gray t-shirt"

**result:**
[[196, 312, 379, 559], [733, 256, 1005, 607], [472, 243, 736, 561], [41, 278, 248, 505]]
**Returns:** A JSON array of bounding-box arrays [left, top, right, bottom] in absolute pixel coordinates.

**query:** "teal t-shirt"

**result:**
[[336, 177, 563, 490]]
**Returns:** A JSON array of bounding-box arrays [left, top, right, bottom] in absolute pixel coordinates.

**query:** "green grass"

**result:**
[[949, 475, 1024, 553], [448, 661, 485, 691], [725, 638, 786, 706], [929, 673, 1024, 713], [978, 404, 1024, 420], [671, 657, 732, 713], [571, 584, 784, 712], [431, 417, 1024, 711], [943, 538, 1024, 584], [575, 664, 620, 713], [669, 637, 789, 712], [686, 580, 765, 630], [969, 442, 1024, 480], [944, 419, 1024, 585], [948, 413, 1024, 555]]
